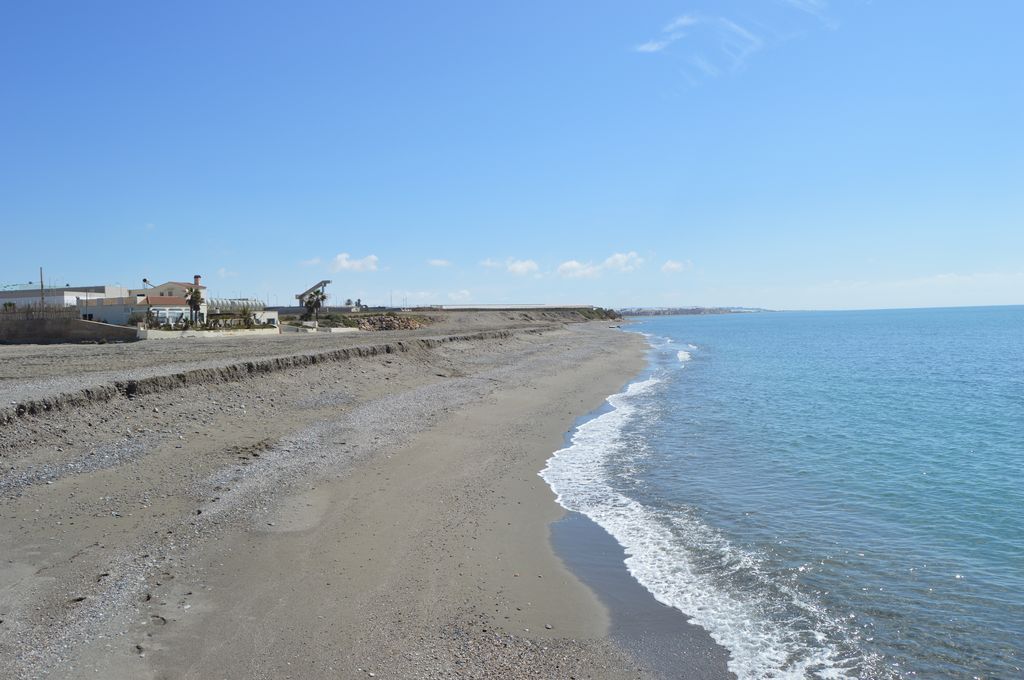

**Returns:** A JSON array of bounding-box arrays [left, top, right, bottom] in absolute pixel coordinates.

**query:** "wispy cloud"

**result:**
[[636, 39, 673, 53], [635, 6, 835, 82], [480, 258, 502, 269], [448, 289, 471, 302], [718, 18, 764, 69], [664, 14, 699, 32], [506, 258, 539, 276], [396, 290, 435, 302], [661, 259, 692, 273], [300, 257, 321, 267], [427, 258, 452, 267], [557, 251, 645, 279], [331, 253, 379, 272], [783, 0, 837, 28], [690, 56, 720, 77], [635, 14, 699, 53], [216, 267, 238, 278]]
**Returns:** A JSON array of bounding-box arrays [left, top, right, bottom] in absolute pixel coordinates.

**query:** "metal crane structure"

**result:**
[[296, 280, 331, 307]]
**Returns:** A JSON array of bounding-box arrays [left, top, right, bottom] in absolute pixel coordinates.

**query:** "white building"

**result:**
[[0, 284, 129, 310], [128, 275, 206, 300], [206, 298, 278, 326], [73, 275, 208, 325], [78, 295, 200, 326]]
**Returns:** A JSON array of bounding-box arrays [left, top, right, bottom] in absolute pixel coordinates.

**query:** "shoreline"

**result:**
[[0, 321, 672, 678], [552, 512, 734, 679], [542, 361, 734, 680]]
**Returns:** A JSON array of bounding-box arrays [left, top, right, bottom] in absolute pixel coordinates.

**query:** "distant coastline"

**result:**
[[619, 306, 772, 317]]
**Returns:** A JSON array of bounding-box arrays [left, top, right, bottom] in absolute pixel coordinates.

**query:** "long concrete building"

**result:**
[[0, 284, 130, 310]]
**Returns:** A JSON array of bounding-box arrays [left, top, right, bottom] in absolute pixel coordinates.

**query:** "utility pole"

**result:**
[[39, 267, 44, 309]]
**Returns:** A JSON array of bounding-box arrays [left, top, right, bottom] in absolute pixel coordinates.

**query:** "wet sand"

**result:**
[[553, 513, 734, 679]]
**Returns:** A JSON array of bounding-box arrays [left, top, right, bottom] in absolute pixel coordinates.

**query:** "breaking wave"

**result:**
[[540, 343, 878, 679]]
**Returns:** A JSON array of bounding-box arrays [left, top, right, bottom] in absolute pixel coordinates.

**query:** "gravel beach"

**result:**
[[0, 316, 652, 678]]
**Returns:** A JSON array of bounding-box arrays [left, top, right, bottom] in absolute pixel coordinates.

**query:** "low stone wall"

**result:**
[[0, 319, 139, 345], [138, 327, 280, 340]]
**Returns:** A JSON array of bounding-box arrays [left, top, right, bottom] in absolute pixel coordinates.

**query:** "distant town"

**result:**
[[619, 307, 772, 316]]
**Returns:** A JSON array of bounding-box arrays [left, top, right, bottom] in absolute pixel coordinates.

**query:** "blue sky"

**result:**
[[2, 1, 1021, 310]]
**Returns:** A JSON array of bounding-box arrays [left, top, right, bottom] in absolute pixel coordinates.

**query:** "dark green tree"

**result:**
[[184, 287, 204, 325], [305, 289, 327, 322]]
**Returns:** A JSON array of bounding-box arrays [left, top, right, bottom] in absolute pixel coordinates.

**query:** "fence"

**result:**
[[0, 304, 80, 321]]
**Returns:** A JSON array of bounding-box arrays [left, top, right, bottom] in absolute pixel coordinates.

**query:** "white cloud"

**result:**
[[300, 257, 321, 267], [557, 260, 602, 279], [427, 259, 452, 267], [604, 251, 644, 272], [331, 253, 379, 272], [662, 259, 692, 273], [216, 267, 238, 278], [506, 258, 539, 276], [448, 289, 471, 302], [557, 251, 645, 279], [480, 258, 502, 269]]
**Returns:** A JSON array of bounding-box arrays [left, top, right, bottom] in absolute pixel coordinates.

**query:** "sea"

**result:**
[[541, 306, 1023, 679]]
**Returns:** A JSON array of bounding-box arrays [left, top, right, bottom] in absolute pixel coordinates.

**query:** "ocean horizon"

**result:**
[[543, 305, 1023, 678]]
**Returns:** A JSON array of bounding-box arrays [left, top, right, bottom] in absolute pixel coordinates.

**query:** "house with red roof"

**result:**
[[78, 275, 208, 325]]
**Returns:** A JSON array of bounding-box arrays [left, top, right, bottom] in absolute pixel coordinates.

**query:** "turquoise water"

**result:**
[[542, 306, 1023, 678]]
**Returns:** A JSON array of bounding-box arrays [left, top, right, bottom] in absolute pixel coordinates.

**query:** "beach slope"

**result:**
[[0, 321, 649, 678]]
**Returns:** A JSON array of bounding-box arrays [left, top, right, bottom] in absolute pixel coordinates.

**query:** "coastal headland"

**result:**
[[0, 311, 660, 678]]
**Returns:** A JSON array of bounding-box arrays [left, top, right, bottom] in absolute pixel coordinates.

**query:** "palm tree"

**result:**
[[184, 287, 204, 325], [305, 289, 327, 322]]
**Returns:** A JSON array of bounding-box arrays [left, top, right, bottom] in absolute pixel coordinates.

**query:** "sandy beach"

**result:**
[[0, 317, 662, 678]]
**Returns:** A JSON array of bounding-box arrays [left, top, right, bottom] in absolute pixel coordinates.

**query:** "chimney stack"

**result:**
[[194, 274, 202, 286]]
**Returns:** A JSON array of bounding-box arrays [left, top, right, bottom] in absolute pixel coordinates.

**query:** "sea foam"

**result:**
[[540, 367, 861, 679]]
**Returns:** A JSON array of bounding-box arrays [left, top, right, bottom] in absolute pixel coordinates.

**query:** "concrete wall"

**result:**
[[77, 298, 205, 325], [138, 327, 280, 340], [0, 319, 139, 344], [76, 300, 137, 325]]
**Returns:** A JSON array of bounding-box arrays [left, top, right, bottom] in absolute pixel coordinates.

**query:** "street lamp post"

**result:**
[[142, 278, 154, 327]]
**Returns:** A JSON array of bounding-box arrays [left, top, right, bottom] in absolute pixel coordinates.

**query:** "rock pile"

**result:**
[[357, 315, 425, 331]]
